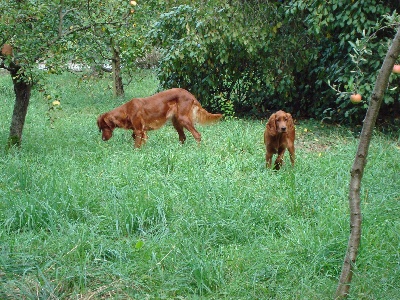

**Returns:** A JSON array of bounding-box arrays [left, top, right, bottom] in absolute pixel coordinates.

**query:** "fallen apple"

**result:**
[[350, 93, 362, 104], [393, 64, 400, 74]]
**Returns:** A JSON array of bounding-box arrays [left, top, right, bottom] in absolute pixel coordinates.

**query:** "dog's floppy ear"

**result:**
[[99, 113, 116, 130], [286, 112, 294, 131], [97, 115, 103, 132], [97, 113, 116, 131], [104, 115, 115, 129], [267, 113, 277, 136]]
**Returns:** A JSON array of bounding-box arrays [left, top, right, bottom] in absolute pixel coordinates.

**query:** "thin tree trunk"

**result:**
[[111, 42, 124, 97], [7, 68, 32, 149], [335, 26, 400, 299]]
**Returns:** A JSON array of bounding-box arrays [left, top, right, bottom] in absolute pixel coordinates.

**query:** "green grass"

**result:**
[[0, 71, 399, 299]]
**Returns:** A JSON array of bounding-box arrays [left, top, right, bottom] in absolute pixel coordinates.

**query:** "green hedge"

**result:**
[[148, 1, 400, 126]]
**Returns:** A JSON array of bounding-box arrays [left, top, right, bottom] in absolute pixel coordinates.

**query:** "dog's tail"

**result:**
[[193, 105, 223, 125]]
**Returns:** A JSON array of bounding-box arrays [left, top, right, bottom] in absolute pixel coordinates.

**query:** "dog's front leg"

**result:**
[[133, 130, 146, 148], [266, 152, 273, 168], [274, 148, 286, 170]]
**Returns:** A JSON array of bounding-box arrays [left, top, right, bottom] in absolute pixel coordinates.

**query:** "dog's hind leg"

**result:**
[[288, 144, 295, 166], [176, 116, 201, 143], [172, 117, 187, 144]]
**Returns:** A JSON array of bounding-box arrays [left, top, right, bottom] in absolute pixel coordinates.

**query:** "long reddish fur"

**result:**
[[97, 88, 222, 148], [264, 110, 295, 170]]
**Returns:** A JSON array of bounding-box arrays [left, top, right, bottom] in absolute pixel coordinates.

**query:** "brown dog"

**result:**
[[97, 88, 223, 148], [264, 110, 295, 170]]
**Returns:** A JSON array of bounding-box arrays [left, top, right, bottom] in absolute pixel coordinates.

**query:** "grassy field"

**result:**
[[0, 71, 399, 299]]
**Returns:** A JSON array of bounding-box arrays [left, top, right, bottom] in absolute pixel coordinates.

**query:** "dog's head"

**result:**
[[267, 110, 293, 135], [97, 113, 115, 141]]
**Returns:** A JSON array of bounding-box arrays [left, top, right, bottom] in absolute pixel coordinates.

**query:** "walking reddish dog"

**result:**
[[264, 110, 295, 170], [97, 88, 223, 148]]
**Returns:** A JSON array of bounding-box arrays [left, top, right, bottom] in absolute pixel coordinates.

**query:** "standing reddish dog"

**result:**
[[97, 88, 223, 148], [264, 110, 295, 170]]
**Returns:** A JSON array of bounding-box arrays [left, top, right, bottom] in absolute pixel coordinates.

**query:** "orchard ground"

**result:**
[[0, 71, 399, 299]]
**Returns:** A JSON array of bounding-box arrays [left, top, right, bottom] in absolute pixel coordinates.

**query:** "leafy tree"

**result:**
[[1, 0, 68, 148], [0, 0, 140, 148], [68, 0, 144, 97]]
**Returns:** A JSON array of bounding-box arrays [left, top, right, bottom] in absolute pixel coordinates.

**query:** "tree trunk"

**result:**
[[111, 43, 124, 98], [335, 26, 400, 299], [7, 68, 32, 149]]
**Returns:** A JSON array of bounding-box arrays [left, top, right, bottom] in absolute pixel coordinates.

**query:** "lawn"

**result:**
[[0, 71, 399, 299]]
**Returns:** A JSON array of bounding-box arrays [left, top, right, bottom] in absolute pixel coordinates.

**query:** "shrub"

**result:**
[[148, 1, 400, 126]]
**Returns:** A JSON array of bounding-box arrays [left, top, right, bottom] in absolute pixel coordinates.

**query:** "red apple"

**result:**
[[1, 44, 13, 56], [350, 93, 362, 104], [393, 64, 400, 74]]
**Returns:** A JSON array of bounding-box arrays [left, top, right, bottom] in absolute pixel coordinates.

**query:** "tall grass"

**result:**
[[0, 71, 399, 299]]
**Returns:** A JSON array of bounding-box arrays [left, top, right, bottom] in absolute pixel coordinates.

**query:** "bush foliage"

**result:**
[[148, 1, 400, 125]]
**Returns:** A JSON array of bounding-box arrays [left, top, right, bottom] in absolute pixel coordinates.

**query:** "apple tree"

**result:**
[[335, 26, 400, 299], [0, 0, 141, 148], [1, 0, 71, 148], [286, 0, 400, 124], [67, 0, 145, 97]]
